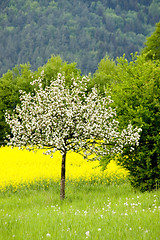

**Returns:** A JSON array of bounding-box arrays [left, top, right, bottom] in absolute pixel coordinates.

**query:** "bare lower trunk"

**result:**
[[60, 151, 66, 200]]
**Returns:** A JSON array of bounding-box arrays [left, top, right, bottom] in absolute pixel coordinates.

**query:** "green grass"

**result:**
[[0, 181, 160, 240]]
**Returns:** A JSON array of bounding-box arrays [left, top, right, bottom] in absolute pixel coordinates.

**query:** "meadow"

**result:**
[[0, 147, 160, 240]]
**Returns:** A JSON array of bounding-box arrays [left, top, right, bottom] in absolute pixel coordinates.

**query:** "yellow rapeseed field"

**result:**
[[0, 146, 128, 191]]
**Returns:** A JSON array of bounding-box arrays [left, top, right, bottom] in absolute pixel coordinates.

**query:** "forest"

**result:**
[[0, 0, 160, 76]]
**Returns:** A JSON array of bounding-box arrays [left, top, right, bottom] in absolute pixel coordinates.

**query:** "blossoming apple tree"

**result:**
[[5, 72, 141, 199]]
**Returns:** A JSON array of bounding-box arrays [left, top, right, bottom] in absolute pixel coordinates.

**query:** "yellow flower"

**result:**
[[0, 146, 128, 191]]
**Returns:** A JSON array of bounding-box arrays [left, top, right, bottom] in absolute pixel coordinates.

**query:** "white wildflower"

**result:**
[[85, 231, 90, 237], [46, 233, 51, 237]]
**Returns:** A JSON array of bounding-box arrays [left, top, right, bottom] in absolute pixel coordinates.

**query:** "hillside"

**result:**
[[0, 0, 160, 76]]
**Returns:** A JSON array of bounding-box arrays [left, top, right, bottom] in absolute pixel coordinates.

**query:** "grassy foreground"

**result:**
[[0, 182, 160, 240]]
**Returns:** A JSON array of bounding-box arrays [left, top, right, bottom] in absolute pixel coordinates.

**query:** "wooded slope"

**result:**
[[0, 0, 160, 76]]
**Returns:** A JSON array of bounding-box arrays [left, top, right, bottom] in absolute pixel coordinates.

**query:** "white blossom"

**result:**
[[5, 73, 141, 158]]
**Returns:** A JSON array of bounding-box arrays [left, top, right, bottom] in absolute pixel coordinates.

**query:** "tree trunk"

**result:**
[[60, 151, 66, 200]]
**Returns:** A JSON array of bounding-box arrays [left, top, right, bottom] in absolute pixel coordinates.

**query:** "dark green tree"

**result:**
[[148, 0, 160, 24], [110, 54, 160, 191], [94, 53, 160, 191]]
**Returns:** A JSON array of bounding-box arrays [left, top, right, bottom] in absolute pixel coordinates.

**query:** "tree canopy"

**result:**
[[93, 53, 160, 191]]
